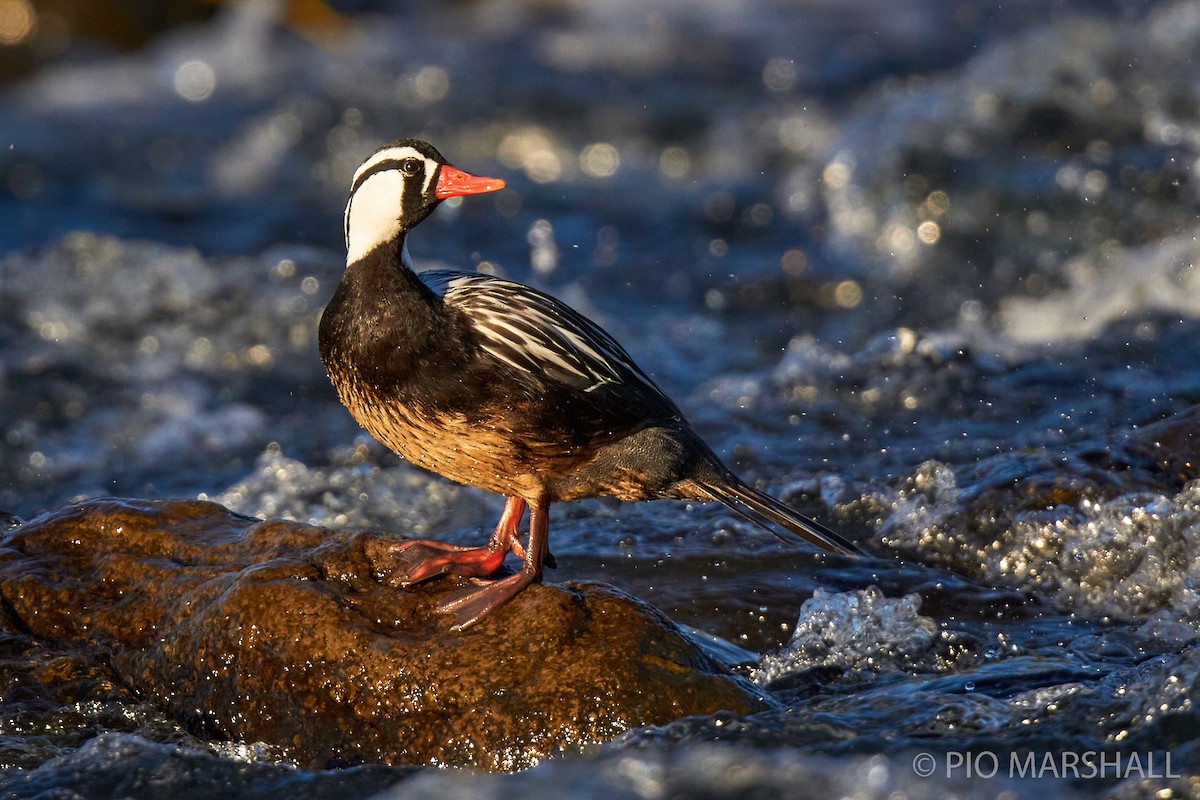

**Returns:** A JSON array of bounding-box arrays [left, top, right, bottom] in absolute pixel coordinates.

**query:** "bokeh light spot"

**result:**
[[414, 65, 449, 102], [0, 0, 35, 45], [580, 142, 619, 178], [762, 57, 797, 93], [174, 60, 216, 103], [833, 280, 863, 308], [499, 128, 562, 183], [659, 146, 690, 178], [781, 248, 808, 276]]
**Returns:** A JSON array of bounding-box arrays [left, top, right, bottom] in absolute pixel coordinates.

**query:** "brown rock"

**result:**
[[0, 498, 772, 769]]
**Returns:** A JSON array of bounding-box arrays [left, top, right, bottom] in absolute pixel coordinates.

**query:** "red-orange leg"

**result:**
[[438, 502, 550, 630]]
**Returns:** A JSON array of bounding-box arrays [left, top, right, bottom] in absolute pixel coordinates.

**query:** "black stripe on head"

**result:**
[[343, 143, 445, 255], [350, 157, 436, 200]]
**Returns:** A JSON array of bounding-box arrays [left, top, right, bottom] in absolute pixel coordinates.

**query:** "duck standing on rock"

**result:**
[[318, 138, 859, 630]]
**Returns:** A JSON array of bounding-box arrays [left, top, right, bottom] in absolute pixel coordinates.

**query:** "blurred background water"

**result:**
[[4, 0, 1200, 797]]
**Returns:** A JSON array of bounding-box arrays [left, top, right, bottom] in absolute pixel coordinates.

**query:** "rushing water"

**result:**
[[4, 1, 1200, 797]]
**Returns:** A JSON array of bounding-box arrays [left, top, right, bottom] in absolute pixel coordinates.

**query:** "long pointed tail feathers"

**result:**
[[696, 476, 861, 556]]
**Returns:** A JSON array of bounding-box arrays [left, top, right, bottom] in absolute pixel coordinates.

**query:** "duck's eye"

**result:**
[[399, 158, 421, 176]]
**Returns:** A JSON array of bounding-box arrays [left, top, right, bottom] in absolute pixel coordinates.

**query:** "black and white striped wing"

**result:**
[[421, 270, 664, 396]]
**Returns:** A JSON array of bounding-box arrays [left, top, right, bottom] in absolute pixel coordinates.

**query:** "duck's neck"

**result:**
[[318, 234, 445, 386]]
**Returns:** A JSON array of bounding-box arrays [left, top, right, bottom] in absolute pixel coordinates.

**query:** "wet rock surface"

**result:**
[[0, 498, 770, 770]]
